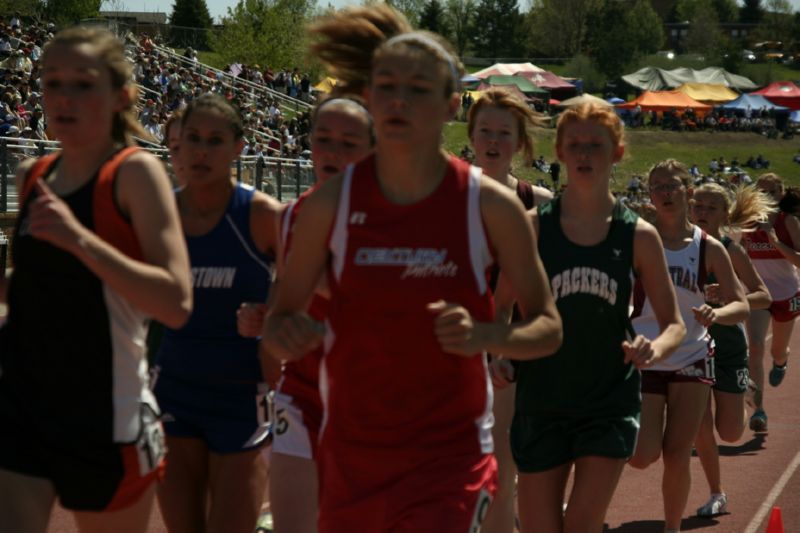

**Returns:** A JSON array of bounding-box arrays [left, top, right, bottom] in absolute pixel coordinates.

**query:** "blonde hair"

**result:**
[[756, 172, 784, 192], [694, 182, 776, 231], [648, 158, 691, 187], [467, 87, 547, 166], [42, 27, 149, 146], [309, 5, 462, 97], [556, 102, 624, 151]]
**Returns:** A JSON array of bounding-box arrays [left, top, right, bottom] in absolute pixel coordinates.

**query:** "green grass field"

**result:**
[[443, 121, 800, 189]]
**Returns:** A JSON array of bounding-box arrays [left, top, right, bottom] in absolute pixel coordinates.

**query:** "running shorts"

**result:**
[[510, 412, 639, 473], [641, 357, 715, 395]]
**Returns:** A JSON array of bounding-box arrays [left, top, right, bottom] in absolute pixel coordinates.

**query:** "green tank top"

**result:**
[[707, 236, 748, 362], [515, 197, 640, 417]]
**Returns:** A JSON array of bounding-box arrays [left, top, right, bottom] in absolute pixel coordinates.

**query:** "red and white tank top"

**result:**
[[322, 154, 495, 457], [741, 213, 800, 301], [633, 225, 714, 371], [278, 188, 328, 402]]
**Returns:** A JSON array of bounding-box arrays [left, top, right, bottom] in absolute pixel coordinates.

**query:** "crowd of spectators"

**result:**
[[618, 105, 788, 136], [0, 14, 52, 154], [132, 34, 315, 159], [0, 16, 317, 165]]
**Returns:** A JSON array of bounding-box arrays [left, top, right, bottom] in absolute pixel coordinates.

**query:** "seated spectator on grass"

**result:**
[[459, 144, 474, 162]]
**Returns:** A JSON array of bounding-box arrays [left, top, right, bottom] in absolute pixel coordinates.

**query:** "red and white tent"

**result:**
[[752, 81, 800, 110]]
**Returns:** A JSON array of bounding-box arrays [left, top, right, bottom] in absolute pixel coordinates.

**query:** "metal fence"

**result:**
[[0, 138, 315, 213]]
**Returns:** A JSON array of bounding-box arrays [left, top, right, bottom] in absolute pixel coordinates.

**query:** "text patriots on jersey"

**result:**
[[354, 247, 458, 279]]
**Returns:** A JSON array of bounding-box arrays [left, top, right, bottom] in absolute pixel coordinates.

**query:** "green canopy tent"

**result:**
[[476, 75, 549, 98]]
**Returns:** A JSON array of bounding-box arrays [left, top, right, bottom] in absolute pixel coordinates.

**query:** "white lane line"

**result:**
[[743, 449, 800, 533], [742, 328, 796, 533]]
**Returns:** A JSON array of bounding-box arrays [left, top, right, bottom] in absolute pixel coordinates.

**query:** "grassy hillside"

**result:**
[[443, 121, 800, 189]]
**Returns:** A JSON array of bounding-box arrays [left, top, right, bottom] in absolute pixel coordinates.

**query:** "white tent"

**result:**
[[622, 66, 757, 91], [472, 62, 545, 78]]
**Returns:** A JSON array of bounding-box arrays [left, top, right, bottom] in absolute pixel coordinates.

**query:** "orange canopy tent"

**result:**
[[617, 90, 712, 113]]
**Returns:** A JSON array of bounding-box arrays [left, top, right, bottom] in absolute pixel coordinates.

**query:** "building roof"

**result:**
[[100, 11, 168, 24]]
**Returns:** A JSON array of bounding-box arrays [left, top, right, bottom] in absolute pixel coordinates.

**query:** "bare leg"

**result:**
[[746, 310, 771, 410], [270, 452, 319, 533], [563, 456, 626, 533], [0, 467, 55, 533], [482, 382, 517, 533], [770, 317, 796, 367], [157, 436, 209, 533], [694, 398, 721, 494], [713, 390, 746, 443], [517, 464, 571, 533], [629, 393, 667, 470], [207, 447, 268, 533], [662, 382, 710, 531]]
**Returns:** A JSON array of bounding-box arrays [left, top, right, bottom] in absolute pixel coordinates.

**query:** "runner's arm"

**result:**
[[729, 241, 771, 311], [700, 237, 749, 326], [28, 152, 192, 328], [629, 219, 685, 367], [431, 179, 561, 360], [260, 178, 340, 362], [767, 214, 800, 268]]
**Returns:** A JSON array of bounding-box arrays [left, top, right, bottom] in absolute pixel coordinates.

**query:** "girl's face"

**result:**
[[470, 105, 520, 178], [311, 104, 372, 182], [690, 191, 726, 234], [648, 168, 688, 215], [556, 119, 622, 186], [41, 42, 127, 145], [367, 51, 458, 145], [179, 108, 243, 185]]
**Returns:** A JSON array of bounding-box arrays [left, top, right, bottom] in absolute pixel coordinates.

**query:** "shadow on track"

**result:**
[[604, 517, 721, 531]]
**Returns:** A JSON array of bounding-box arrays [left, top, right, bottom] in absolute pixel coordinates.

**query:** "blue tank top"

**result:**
[[156, 183, 273, 384]]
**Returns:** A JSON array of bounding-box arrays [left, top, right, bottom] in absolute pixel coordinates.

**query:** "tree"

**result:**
[[41, 0, 101, 25], [418, 0, 451, 38], [587, 0, 663, 80], [740, 0, 763, 24], [169, 0, 213, 49], [683, 2, 725, 56], [210, 0, 315, 71], [0, 0, 43, 18], [526, 0, 602, 58], [754, 0, 793, 45], [712, 0, 738, 23], [386, 0, 426, 27], [675, 0, 735, 23], [444, 0, 475, 56], [562, 54, 606, 93], [470, 0, 522, 59]]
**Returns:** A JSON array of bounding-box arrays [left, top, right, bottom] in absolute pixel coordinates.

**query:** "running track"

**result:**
[[46, 331, 800, 533]]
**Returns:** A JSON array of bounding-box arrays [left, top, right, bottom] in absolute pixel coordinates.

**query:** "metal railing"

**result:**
[[0, 137, 315, 212]]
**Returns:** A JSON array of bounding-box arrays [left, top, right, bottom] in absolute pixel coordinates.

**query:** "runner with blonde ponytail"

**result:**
[[690, 182, 774, 517]]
